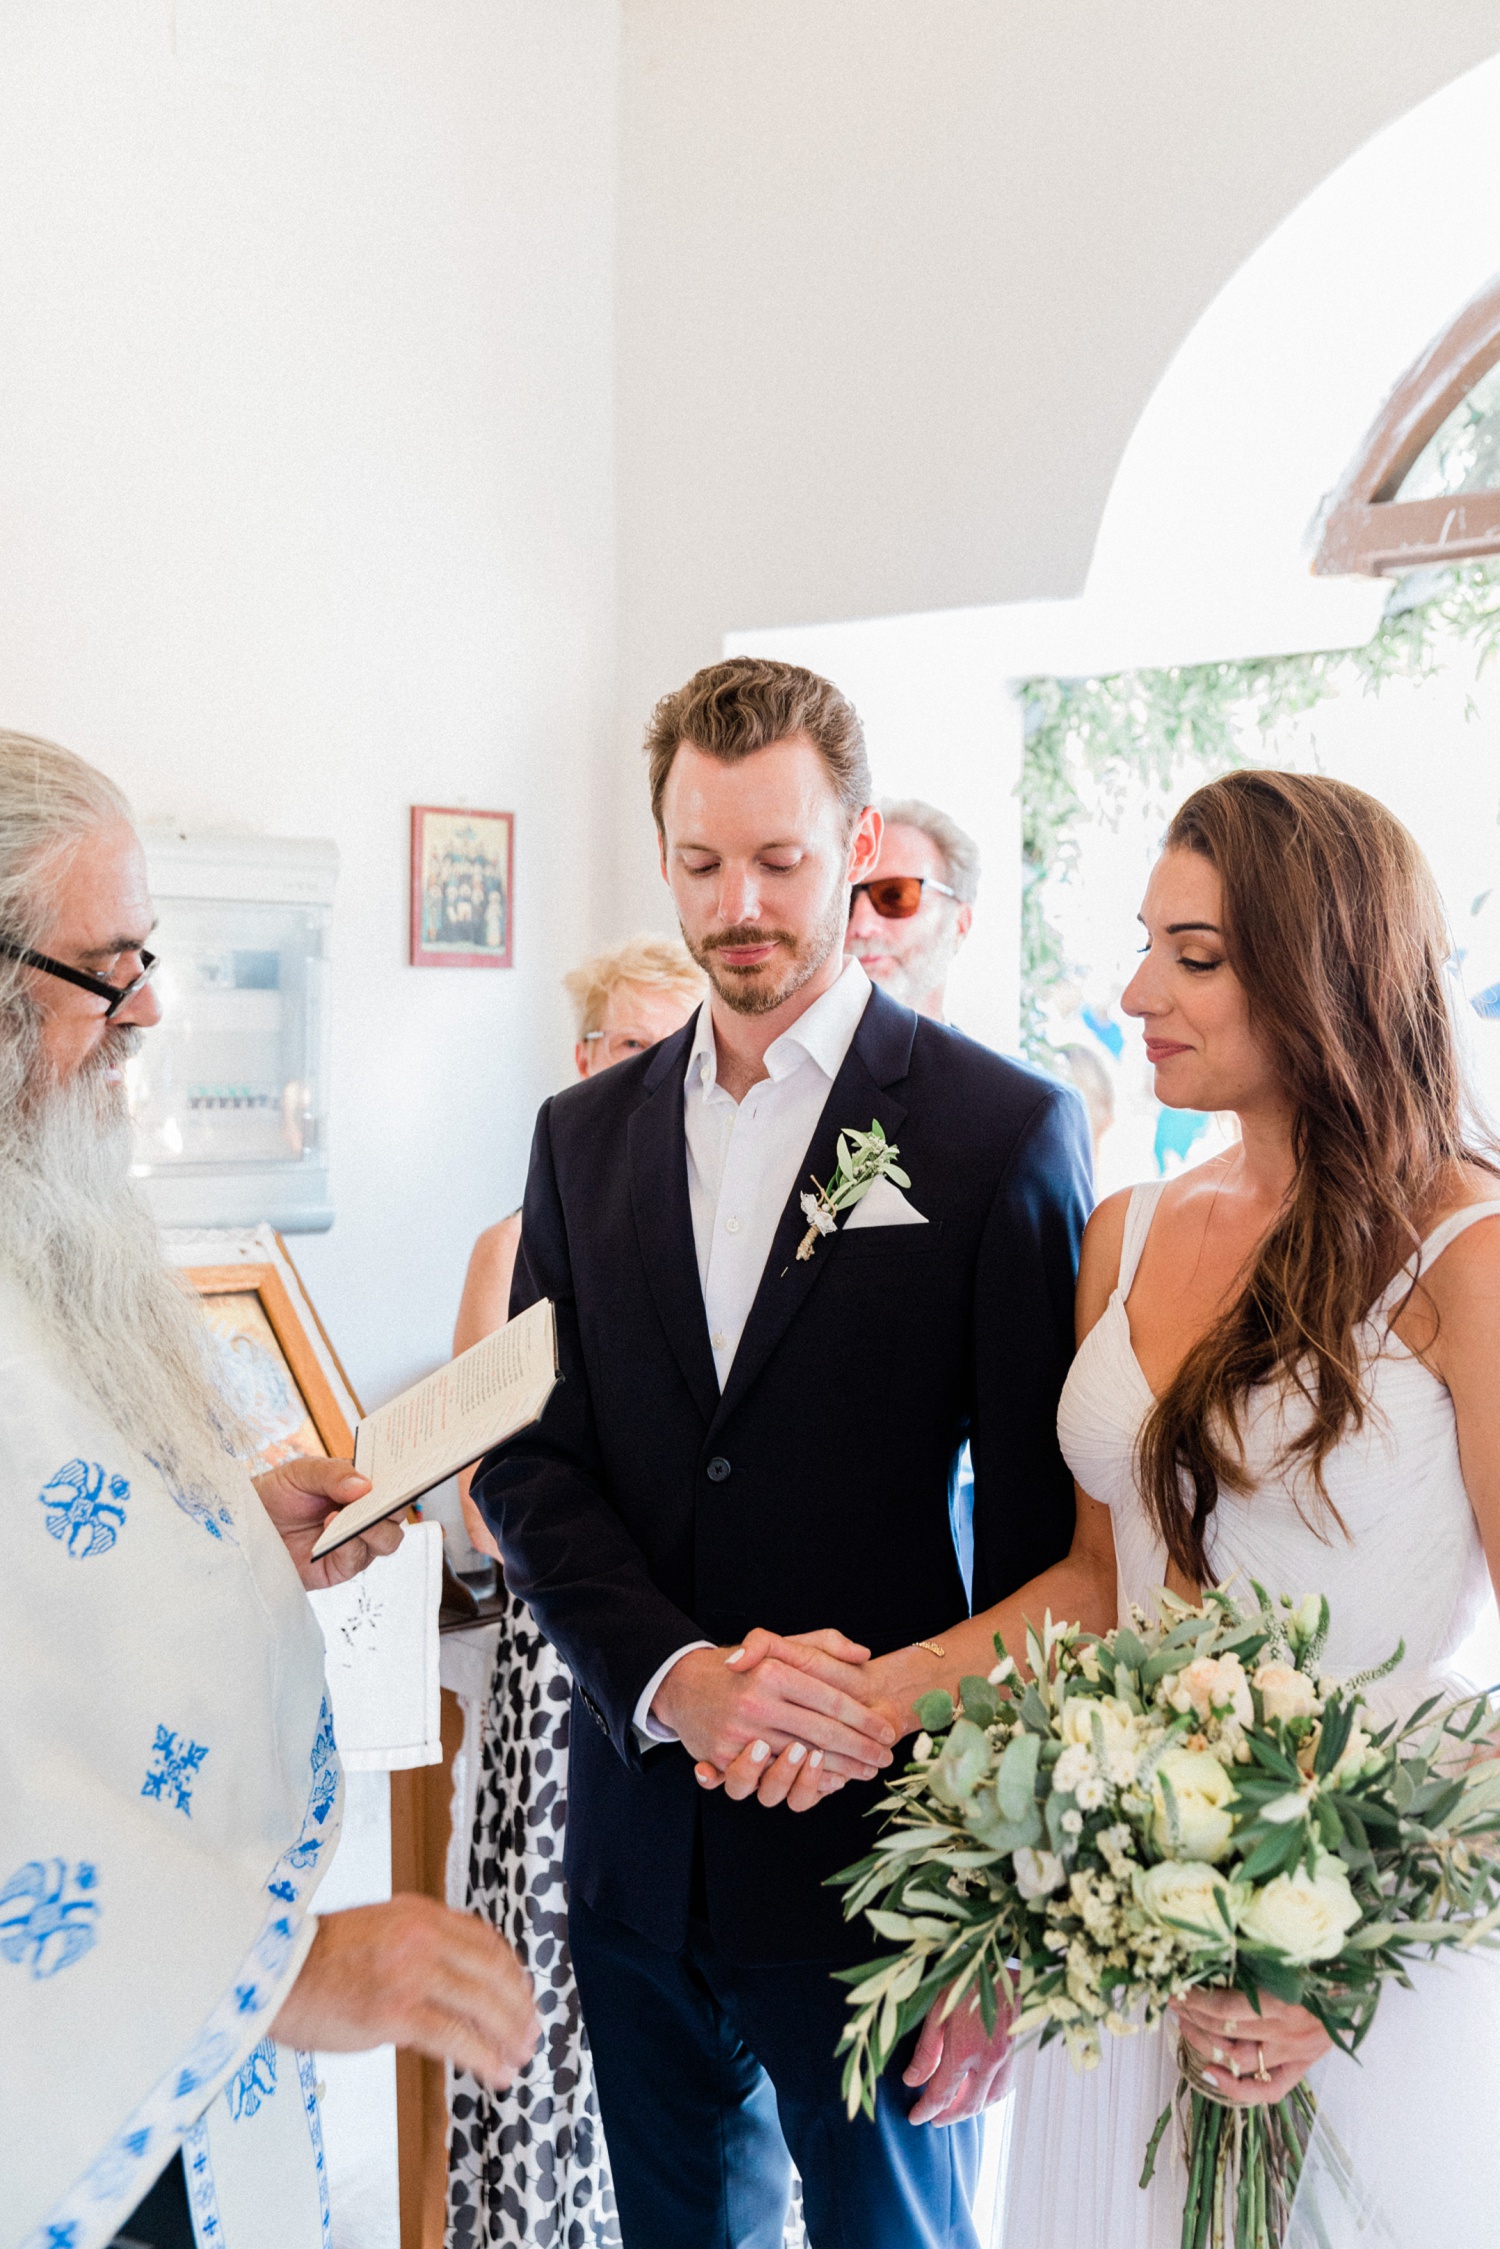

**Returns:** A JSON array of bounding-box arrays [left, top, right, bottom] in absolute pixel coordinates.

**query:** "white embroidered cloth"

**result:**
[[0, 1270, 339, 2249]]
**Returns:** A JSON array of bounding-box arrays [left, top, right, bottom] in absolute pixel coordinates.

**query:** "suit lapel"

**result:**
[[628, 1023, 720, 1426], [708, 988, 914, 1437]]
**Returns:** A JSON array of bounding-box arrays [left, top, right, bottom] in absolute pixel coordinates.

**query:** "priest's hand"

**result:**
[[252, 1456, 401, 1590], [271, 1897, 540, 2089], [903, 1983, 1014, 2125]]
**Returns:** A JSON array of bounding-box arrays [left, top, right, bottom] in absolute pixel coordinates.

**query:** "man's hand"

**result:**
[[656, 1628, 898, 1802], [691, 1628, 904, 1811], [270, 1896, 540, 2089], [252, 1456, 402, 1591], [903, 1984, 1014, 2125]]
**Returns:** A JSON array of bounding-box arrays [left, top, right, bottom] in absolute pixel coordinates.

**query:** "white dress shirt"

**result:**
[[632, 958, 873, 1743]]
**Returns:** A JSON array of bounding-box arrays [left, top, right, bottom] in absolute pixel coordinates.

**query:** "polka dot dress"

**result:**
[[446, 1593, 620, 2249]]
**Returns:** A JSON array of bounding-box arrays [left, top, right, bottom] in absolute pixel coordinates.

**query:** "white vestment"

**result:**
[[0, 1270, 340, 2249]]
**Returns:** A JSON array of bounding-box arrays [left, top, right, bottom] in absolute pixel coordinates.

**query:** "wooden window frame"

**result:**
[[1314, 268, 1500, 576]]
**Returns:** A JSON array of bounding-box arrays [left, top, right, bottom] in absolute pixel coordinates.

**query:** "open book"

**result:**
[[310, 1298, 559, 1559]]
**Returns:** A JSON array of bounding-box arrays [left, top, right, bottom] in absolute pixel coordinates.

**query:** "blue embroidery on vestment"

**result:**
[[183, 2119, 223, 2243], [142, 1725, 209, 1815], [296, 2047, 334, 2248], [25, 1706, 340, 2249], [37, 1460, 128, 1557], [227, 2036, 278, 2120], [0, 1859, 101, 1978], [286, 1697, 339, 1868], [145, 1453, 238, 1544]]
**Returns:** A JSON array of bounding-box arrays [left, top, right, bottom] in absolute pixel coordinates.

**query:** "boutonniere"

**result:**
[[796, 1119, 910, 1261]]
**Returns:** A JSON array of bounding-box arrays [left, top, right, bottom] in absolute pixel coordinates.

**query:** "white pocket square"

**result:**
[[841, 1175, 929, 1230]]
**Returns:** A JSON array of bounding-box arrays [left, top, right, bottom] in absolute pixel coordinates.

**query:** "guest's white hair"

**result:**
[[0, 732, 249, 1502]]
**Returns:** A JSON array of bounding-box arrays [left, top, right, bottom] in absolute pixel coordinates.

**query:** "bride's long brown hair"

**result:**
[[1136, 769, 1497, 1583]]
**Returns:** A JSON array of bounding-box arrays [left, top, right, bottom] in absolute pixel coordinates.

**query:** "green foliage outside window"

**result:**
[[1017, 563, 1500, 1060]]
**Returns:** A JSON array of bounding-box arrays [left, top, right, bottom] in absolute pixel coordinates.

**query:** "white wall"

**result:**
[[726, 609, 1023, 1049], [609, 0, 1500, 937], [0, 0, 620, 1407]]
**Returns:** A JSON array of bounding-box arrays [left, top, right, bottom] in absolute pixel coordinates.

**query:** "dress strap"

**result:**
[[1117, 1180, 1169, 1302], [1380, 1197, 1500, 1309]]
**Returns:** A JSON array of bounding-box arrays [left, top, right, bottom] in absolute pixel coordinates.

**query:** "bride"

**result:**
[[985, 767, 1500, 2245], [705, 769, 1500, 2242]]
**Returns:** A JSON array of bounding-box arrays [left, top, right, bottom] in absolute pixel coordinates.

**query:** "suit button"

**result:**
[[706, 1456, 731, 1483]]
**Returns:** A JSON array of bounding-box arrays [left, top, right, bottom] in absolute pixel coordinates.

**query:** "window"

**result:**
[[1315, 270, 1500, 574]]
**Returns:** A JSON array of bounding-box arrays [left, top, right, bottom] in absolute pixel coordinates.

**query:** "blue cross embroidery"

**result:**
[[0, 1859, 101, 1977], [37, 1460, 129, 1558], [45, 2224, 79, 2248], [141, 1726, 210, 1816]]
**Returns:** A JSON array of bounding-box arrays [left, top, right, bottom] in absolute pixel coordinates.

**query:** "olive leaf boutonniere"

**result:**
[[796, 1119, 910, 1261]]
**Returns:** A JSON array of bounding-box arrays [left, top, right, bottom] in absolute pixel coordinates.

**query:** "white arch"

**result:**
[[732, 51, 1500, 1044]]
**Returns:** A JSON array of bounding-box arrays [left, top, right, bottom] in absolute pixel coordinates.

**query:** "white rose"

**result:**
[[1133, 1860, 1240, 1951], [1014, 1846, 1066, 1900], [1150, 1748, 1237, 1862], [1053, 1743, 1097, 1795], [1238, 1854, 1361, 1965], [1061, 1695, 1142, 1757], [1254, 1662, 1322, 1724], [1167, 1655, 1254, 1728]]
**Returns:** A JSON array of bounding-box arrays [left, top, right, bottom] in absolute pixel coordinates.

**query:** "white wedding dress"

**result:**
[[995, 1182, 1500, 2249]]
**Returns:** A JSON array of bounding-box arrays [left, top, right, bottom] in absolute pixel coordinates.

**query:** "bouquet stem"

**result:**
[[1144, 2043, 1316, 2249]]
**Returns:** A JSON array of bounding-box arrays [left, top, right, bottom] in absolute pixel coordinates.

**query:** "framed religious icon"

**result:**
[[410, 805, 514, 969], [183, 1261, 356, 1471]]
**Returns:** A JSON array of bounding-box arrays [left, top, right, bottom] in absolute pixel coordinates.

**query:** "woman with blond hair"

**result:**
[[447, 935, 704, 2249]]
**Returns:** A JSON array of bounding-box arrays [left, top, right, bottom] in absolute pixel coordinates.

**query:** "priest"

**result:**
[[0, 732, 539, 2249]]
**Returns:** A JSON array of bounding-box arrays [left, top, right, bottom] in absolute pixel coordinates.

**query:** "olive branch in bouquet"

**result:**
[[829, 1585, 1500, 2249]]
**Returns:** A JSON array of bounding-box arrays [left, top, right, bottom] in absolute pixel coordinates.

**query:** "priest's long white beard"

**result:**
[[0, 1012, 249, 1498]]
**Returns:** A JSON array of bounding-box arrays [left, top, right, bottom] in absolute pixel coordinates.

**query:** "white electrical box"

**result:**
[[131, 831, 339, 1233]]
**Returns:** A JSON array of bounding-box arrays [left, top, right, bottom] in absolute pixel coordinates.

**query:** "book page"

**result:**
[[311, 1298, 557, 1557]]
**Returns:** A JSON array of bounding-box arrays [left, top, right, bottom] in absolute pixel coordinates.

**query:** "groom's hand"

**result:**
[[903, 1984, 1014, 2125], [654, 1630, 897, 1794], [690, 1629, 907, 1811]]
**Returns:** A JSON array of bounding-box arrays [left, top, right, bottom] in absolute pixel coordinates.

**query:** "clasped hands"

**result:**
[[652, 1627, 912, 1816]]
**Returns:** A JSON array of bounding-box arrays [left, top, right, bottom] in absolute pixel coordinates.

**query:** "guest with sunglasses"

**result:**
[[843, 797, 977, 1020]]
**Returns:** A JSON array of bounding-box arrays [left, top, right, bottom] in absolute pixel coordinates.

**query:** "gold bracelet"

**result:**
[[913, 1639, 946, 1659]]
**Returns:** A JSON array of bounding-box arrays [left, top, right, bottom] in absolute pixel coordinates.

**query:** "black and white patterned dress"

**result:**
[[446, 1592, 620, 2249], [445, 1593, 807, 2249]]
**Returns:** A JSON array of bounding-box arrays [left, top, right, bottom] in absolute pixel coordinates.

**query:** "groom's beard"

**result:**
[[0, 1012, 246, 1496], [684, 884, 846, 1019]]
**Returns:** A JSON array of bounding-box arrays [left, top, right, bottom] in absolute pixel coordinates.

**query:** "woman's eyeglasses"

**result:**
[[0, 940, 159, 1020], [849, 875, 958, 921]]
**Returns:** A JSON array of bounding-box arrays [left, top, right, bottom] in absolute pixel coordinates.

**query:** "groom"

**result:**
[[475, 657, 1091, 2249]]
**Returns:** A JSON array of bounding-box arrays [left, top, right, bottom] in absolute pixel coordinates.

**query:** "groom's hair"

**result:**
[[644, 657, 872, 834]]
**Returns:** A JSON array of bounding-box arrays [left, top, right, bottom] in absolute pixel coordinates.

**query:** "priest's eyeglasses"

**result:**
[[0, 939, 159, 1019], [849, 874, 958, 920]]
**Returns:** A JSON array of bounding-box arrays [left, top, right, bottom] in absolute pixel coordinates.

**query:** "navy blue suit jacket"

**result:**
[[475, 985, 1092, 1963]]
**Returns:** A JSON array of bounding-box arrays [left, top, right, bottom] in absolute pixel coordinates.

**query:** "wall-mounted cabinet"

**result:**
[[133, 832, 338, 1232]]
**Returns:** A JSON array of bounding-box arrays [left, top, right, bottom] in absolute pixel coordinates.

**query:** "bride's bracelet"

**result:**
[[912, 1639, 946, 1659]]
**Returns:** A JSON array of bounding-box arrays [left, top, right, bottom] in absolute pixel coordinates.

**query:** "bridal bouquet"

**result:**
[[832, 1587, 1500, 2249]]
